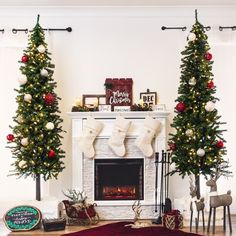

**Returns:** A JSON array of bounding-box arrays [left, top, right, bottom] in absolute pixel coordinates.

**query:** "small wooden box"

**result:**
[[42, 218, 66, 232]]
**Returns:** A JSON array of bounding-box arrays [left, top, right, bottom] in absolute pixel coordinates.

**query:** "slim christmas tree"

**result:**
[[6, 15, 65, 200], [168, 10, 228, 198]]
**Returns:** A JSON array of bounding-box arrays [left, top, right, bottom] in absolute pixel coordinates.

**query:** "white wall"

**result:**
[[0, 6, 236, 217]]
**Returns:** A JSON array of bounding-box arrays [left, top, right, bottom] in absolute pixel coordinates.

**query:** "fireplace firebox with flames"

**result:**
[[94, 159, 144, 201]]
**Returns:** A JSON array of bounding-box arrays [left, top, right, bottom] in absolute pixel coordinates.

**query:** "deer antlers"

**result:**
[[132, 200, 142, 222]]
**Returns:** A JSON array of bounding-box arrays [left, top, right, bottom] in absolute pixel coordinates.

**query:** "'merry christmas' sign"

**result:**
[[105, 78, 133, 111]]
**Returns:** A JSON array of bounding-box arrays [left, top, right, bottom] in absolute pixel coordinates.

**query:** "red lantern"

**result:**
[[48, 149, 56, 158], [216, 140, 224, 148], [169, 143, 177, 151], [7, 134, 14, 142], [21, 55, 28, 63], [44, 93, 55, 105], [207, 81, 214, 89], [176, 102, 186, 112], [204, 52, 212, 61]]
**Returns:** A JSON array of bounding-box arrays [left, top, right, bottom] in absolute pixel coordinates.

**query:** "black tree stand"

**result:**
[[152, 150, 171, 224], [36, 174, 41, 201]]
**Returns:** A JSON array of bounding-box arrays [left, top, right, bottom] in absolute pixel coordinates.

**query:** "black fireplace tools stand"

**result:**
[[152, 150, 172, 224]]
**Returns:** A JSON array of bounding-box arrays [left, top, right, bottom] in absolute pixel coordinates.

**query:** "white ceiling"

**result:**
[[0, 0, 236, 6]]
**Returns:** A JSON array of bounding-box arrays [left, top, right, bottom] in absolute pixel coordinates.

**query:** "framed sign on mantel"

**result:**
[[104, 78, 133, 111]]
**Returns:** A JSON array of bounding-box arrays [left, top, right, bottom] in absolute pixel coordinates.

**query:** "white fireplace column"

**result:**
[[68, 111, 170, 220]]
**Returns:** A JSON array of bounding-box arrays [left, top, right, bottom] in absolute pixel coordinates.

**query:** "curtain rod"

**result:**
[[0, 29, 4, 33], [161, 26, 211, 31], [161, 26, 187, 31], [219, 26, 236, 31], [11, 27, 72, 34]]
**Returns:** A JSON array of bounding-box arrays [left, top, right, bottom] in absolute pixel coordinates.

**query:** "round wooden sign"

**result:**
[[4, 205, 42, 231]]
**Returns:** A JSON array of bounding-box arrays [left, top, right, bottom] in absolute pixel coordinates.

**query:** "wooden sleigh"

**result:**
[[62, 200, 99, 225]]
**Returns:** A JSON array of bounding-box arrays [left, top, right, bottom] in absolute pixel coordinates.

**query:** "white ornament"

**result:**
[[18, 160, 27, 168], [185, 129, 193, 137], [21, 138, 29, 146], [188, 32, 196, 41], [17, 115, 24, 123], [197, 148, 205, 157], [46, 122, 54, 130], [18, 75, 27, 85], [189, 77, 196, 86], [37, 44, 46, 53], [40, 68, 49, 77], [205, 101, 215, 112], [24, 94, 32, 102]]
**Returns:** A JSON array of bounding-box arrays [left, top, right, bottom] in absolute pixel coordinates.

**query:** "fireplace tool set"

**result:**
[[152, 150, 172, 224]]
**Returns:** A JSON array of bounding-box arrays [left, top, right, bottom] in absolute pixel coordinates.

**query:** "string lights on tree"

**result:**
[[168, 10, 229, 198], [6, 15, 65, 201]]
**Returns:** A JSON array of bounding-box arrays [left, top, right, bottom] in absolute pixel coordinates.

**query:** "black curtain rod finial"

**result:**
[[204, 26, 211, 31], [0, 29, 4, 33], [67, 27, 72, 32]]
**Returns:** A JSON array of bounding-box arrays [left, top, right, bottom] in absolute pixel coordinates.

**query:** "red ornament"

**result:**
[[48, 149, 56, 158], [7, 134, 14, 142], [216, 140, 224, 148], [204, 52, 212, 61], [44, 93, 55, 105], [169, 143, 177, 151], [176, 102, 186, 112], [21, 55, 28, 63], [207, 81, 214, 89]]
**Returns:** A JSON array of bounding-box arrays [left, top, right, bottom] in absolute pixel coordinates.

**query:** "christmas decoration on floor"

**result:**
[[168, 10, 230, 198], [6, 15, 65, 201], [61, 189, 99, 225], [108, 116, 131, 156], [4, 205, 42, 232], [189, 175, 205, 232], [78, 117, 104, 158], [206, 166, 232, 234], [125, 200, 151, 229], [163, 210, 183, 230]]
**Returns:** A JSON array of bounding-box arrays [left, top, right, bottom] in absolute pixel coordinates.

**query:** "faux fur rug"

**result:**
[[62, 221, 203, 236]]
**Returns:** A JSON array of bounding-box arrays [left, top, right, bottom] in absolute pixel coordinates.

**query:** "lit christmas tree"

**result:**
[[6, 15, 65, 200], [168, 10, 229, 198]]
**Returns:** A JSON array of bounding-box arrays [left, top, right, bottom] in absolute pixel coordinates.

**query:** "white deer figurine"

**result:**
[[189, 176, 205, 232], [206, 175, 232, 234]]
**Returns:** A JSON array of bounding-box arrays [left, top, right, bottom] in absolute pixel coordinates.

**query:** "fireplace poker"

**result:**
[[154, 152, 159, 213]]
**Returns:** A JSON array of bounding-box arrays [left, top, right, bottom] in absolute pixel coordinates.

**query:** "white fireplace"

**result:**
[[68, 111, 170, 220]]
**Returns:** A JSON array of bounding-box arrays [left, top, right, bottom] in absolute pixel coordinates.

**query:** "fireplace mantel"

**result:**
[[68, 111, 170, 219], [68, 111, 170, 119]]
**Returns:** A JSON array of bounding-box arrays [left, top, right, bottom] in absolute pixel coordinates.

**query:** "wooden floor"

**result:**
[[1, 216, 236, 236]]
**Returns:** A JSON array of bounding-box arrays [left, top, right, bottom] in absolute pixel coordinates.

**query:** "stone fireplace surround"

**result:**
[[68, 111, 170, 220]]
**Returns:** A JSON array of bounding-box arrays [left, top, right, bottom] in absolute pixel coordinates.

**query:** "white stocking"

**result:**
[[78, 117, 103, 158], [108, 116, 131, 157], [135, 116, 161, 157]]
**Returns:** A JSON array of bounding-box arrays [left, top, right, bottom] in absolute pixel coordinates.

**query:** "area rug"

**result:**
[[62, 221, 203, 236]]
